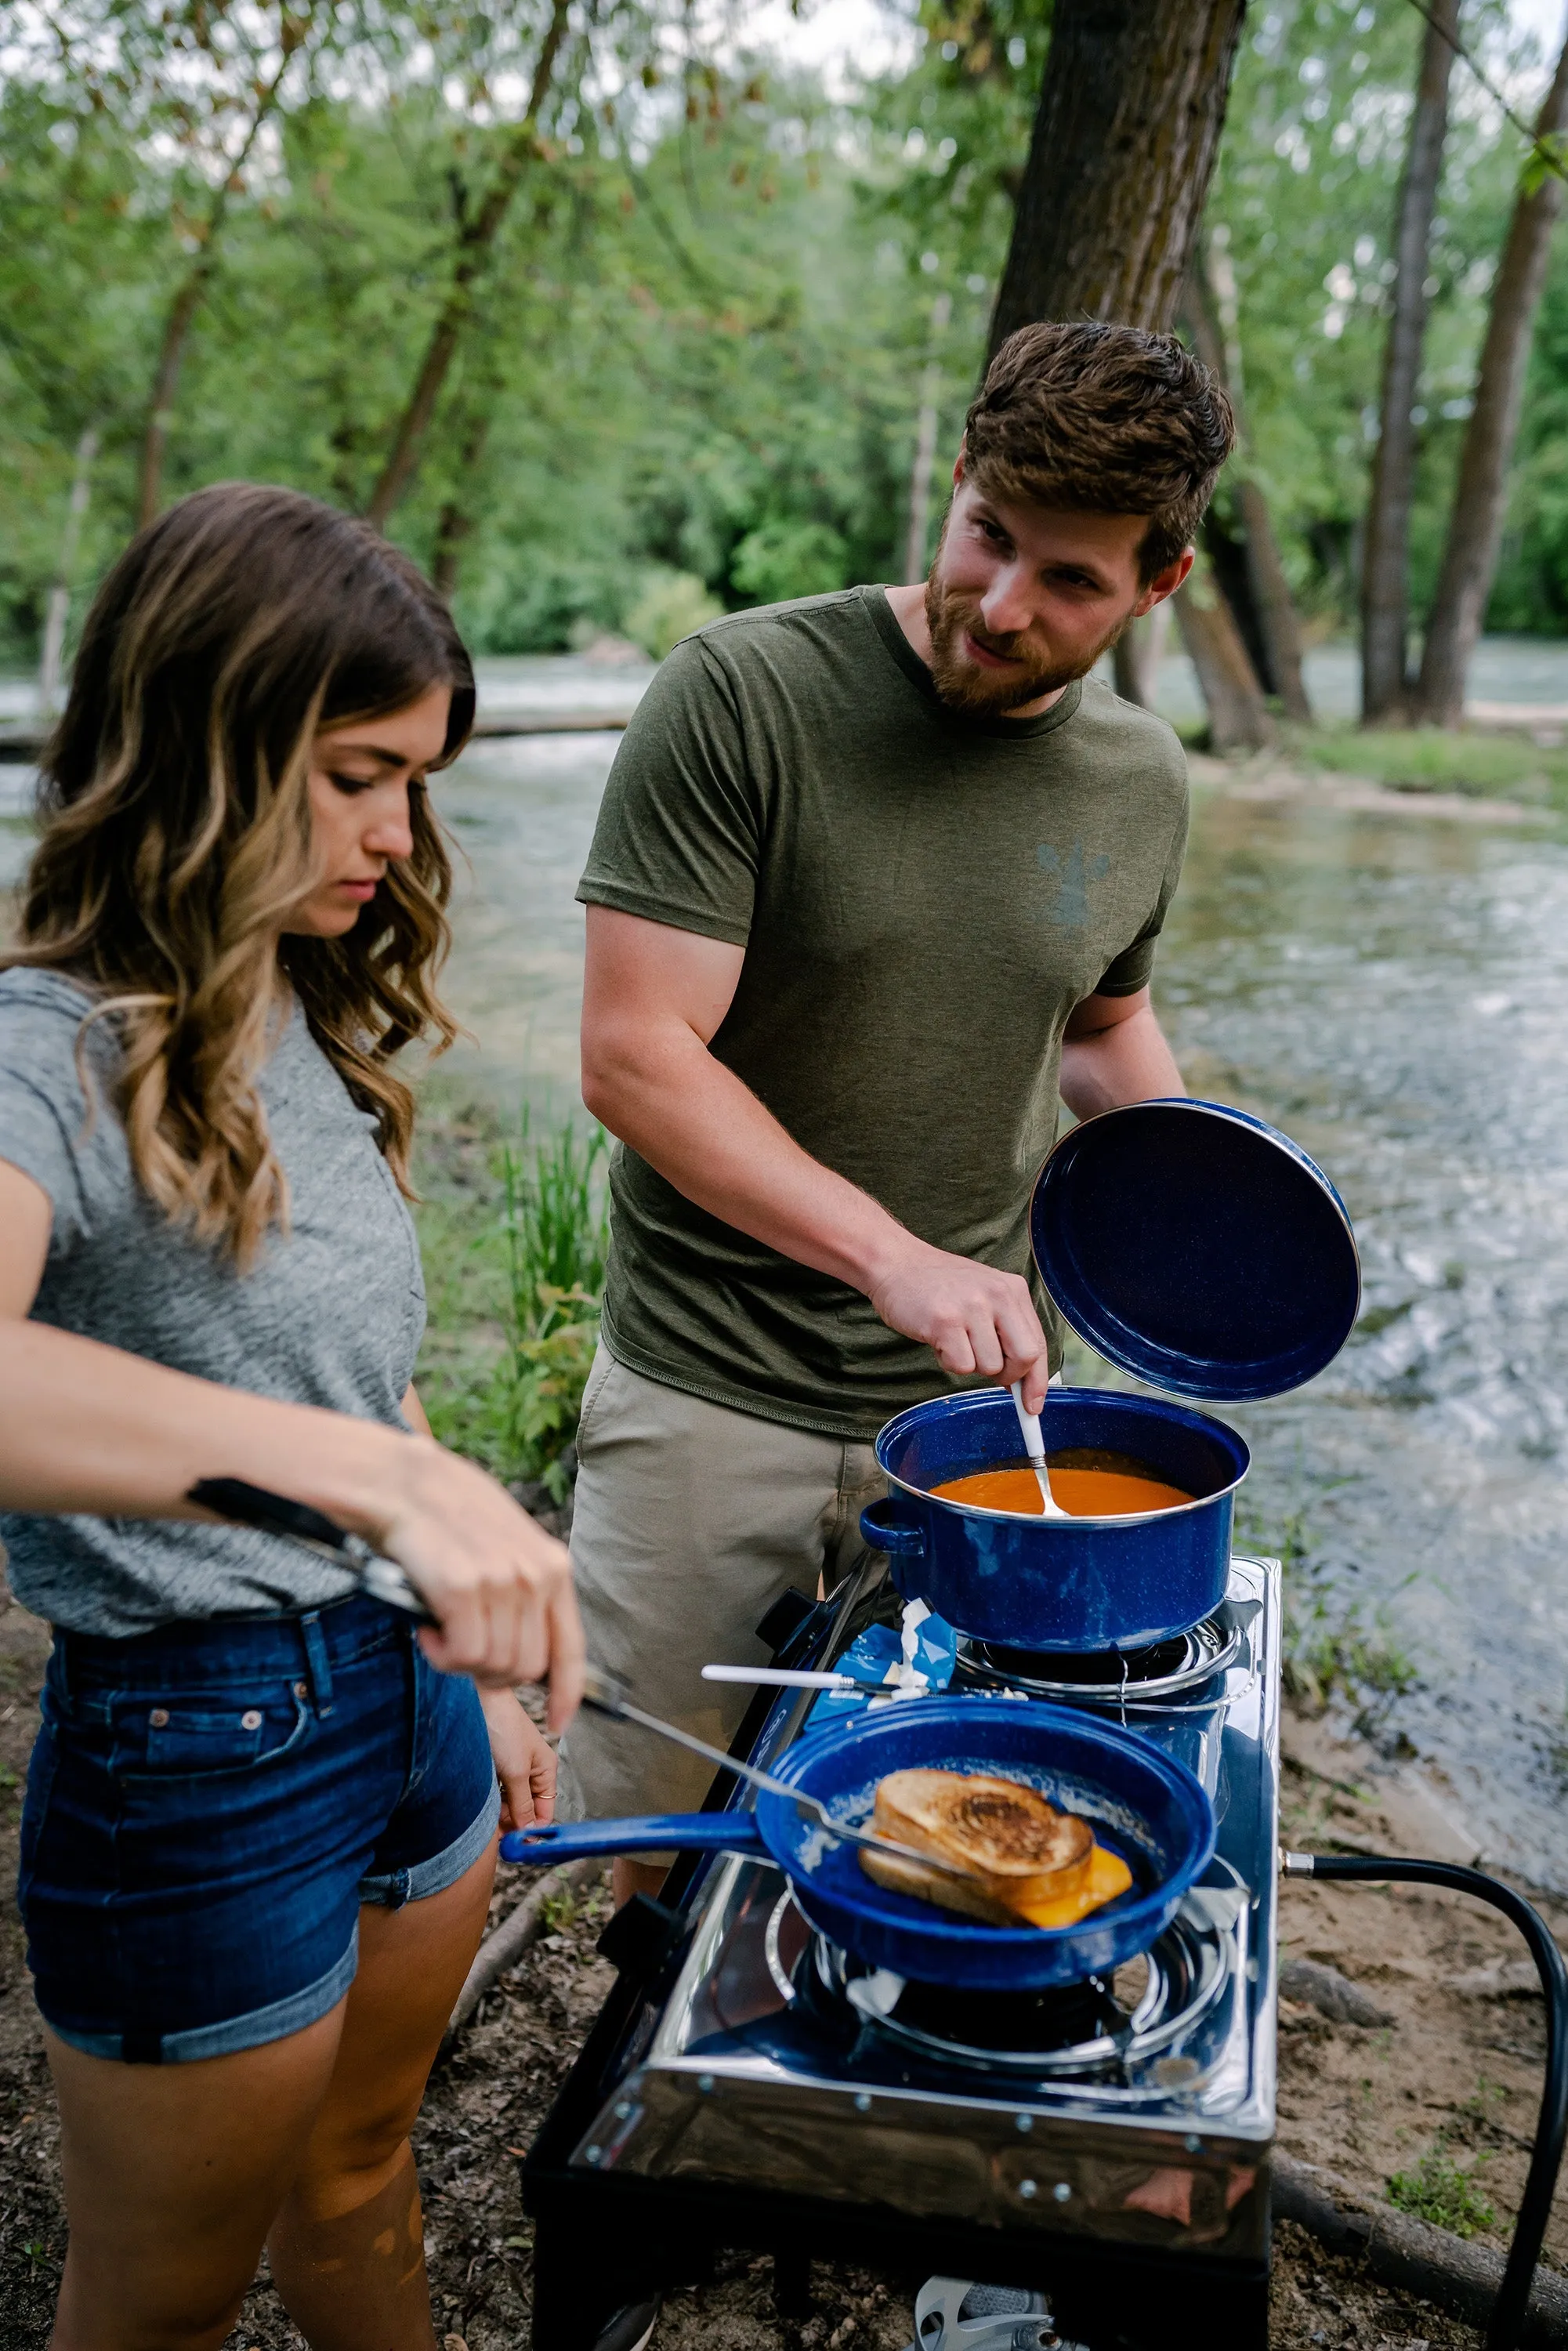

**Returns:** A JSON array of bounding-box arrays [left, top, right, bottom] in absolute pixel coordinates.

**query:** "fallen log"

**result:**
[[444, 1856, 604, 2051], [1273, 2149, 1568, 2346]]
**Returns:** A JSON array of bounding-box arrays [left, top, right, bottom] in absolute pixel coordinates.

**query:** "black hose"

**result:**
[[1288, 1852, 1568, 2351]]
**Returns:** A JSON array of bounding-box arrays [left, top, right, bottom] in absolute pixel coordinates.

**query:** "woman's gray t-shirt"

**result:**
[[0, 968, 426, 1635]]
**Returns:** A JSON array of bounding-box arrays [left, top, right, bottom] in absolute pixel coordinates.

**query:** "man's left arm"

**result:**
[[1059, 986, 1183, 1119]]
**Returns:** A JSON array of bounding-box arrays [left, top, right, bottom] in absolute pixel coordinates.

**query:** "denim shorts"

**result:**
[[18, 1589, 498, 2064]]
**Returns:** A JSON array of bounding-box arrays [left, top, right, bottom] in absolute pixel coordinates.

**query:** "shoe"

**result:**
[[911, 2277, 1072, 2351], [592, 2295, 661, 2351]]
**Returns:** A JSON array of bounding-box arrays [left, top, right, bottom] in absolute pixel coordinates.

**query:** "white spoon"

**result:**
[[1009, 1380, 1072, 1519]]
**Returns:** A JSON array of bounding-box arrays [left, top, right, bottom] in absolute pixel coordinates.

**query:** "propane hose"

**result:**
[[1281, 1851, 1568, 2351]]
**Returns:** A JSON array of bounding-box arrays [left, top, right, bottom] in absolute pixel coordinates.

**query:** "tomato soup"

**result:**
[[929, 1448, 1194, 1520]]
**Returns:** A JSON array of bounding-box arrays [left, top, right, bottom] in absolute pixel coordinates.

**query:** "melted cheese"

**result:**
[[1012, 1840, 1134, 1931]]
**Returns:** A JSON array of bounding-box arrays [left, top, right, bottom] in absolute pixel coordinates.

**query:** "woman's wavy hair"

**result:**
[[4, 480, 475, 1266]]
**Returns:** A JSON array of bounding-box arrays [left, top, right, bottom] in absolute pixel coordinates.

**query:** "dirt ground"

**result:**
[[1, 1578, 1563, 2351]]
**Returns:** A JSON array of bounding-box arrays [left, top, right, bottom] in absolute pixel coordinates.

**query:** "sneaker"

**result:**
[[911, 2277, 1072, 2351], [592, 2296, 661, 2351]]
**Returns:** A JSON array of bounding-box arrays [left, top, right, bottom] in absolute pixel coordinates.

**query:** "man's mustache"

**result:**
[[943, 598, 1032, 665]]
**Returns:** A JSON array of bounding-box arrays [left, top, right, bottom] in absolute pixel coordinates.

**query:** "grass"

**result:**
[[1236, 1501, 1419, 1730], [1291, 723, 1566, 803], [412, 1092, 609, 1497], [1179, 712, 1568, 806], [1387, 2144, 1497, 2238]]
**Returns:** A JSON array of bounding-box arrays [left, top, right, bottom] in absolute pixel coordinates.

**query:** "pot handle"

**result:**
[[500, 1813, 767, 1866], [860, 1494, 926, 1558]]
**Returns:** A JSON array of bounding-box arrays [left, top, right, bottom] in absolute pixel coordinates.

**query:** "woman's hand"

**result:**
[[371, 1439, 585, 1730], [480, 1686, 558, 1832]]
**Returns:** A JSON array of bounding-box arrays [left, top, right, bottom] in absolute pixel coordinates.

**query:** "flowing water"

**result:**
[[7, 647, 1568, 1882]]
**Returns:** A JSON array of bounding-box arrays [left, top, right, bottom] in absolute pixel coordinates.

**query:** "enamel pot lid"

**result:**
[[1029, 1097, 1360, 1402]]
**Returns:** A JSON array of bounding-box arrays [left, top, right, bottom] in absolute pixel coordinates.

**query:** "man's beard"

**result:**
[[923, 568, 1124, 718]]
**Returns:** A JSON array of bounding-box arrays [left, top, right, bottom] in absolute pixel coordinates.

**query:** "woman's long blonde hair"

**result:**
[[4, 481, 475, 1266]]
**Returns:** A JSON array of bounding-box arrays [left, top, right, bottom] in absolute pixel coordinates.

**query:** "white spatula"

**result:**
[[1010, 1380, 1071, 1519]]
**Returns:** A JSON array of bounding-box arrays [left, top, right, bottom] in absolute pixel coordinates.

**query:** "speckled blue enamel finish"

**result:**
[[867, 1386, 1249, 1651], [1030, 1098, 1361, 1400], [502, 1694, 1215, 1990]]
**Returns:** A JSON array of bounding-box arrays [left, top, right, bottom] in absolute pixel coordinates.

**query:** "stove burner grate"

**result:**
[[763, 1890, 1230, 2083], [953, 1608, 1241, 1704]]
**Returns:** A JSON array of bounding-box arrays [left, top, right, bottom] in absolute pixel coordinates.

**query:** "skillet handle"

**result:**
[[860, 1495, 925, 1558], [500, 1814, 768, 1865]]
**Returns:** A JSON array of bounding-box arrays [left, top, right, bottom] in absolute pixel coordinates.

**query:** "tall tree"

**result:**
[[987, 0, 1269, 748], [364, 0, 574, 531], [1182, 236, 1312, 723], [987, 0, 1269, 751], [136, 5, 317, 527], [988, 0, 1248, 351], [1415, 23, 1568, 726], [1177, 551, 1277, 752], [1360, 0, 1460, 724]]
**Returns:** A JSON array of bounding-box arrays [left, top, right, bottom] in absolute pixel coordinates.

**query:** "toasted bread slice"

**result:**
[[860, 1836, 1135, 1932], [857, 1842, 1022, 1925], [871, 1769, 1094, 1914]]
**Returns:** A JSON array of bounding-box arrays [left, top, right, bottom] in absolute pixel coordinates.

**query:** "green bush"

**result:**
[[731, 518, 849, 605], [622, 570, 723, 659], [418, 1110, 610, 1496]]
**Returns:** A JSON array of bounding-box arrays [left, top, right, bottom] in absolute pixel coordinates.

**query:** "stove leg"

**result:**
[[773, 2246, 814, 2319]]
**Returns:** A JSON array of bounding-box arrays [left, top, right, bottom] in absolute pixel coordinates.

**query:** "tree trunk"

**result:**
[[1175, 552, 1275, 752], [138, 271, 210, 531], [987, 0, 1248, 353], [432, 402, 495, 598], [135, 18, 304, 529], [366, 0, 571, 532], [1181, 248, 1313, 723], [38, 426, 99, 716], [1414, 28, 1568, 728], [1112, 601, 1171, 708], [1361, 0, 1458, 723], [904, 292, 951, 583]]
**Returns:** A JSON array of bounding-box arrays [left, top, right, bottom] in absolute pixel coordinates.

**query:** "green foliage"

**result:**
[[1289, 723, 1567, 803], [1387, 2145, 1496, 2238], [8, 0, 1568, 672], [623, 569, 723, 657], [418, 1110, 609, 1494], [731, 518, 850, 604], [540, 1885, 578, 1931]]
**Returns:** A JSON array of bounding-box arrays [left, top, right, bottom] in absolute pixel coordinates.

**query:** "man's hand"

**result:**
[[867, 1234, 1050, 1414]]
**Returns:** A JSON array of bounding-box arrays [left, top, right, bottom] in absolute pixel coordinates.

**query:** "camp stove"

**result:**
[[522, 1554, 1280, 2351]]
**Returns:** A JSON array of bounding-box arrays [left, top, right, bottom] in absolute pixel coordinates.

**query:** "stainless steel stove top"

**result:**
[[564, 1556, 1280, 2266]]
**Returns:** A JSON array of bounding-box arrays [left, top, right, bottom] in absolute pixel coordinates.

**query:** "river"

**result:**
[[5, 644, 1568, 1884]]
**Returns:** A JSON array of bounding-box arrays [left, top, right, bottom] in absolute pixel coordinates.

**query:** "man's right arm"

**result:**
[[579, 904, 1052, 1411]]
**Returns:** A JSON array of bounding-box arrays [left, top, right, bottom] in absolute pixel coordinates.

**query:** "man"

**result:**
[[563, 320, 1234, 1900]]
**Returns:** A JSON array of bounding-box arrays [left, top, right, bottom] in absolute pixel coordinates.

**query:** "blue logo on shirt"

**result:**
[[1037, 841, 1110, 929]]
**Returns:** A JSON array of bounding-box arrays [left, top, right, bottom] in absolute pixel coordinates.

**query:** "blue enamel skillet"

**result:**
[[503, 1689, 1215, 1992]]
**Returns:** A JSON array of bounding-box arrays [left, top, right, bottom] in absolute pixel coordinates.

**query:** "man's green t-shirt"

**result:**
[[577, 585, 1188, 1440]]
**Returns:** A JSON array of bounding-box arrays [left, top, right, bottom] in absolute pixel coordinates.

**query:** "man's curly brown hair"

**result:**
[[963, 321, 1235, 581]]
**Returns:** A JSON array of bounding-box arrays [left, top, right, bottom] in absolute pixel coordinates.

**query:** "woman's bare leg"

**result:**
[[45, 2003, 346, 2351], [266, 1839, 497, 2351]]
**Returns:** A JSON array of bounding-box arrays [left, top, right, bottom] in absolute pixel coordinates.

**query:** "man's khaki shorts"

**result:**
[[559, 1346, 887, 1823]]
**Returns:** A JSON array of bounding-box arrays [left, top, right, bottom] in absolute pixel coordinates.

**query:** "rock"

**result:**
[[1445, 1959, 1544, 1998], [1278, 1957, 1395, 2027]]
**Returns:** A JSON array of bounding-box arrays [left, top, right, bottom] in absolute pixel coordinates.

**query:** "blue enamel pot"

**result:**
[[865, 1386, 1249, 1653]]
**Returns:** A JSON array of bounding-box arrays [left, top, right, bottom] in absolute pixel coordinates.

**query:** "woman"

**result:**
[[0, 481, 584, 2349]]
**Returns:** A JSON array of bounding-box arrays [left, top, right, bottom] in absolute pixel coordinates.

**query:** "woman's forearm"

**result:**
[[0, 1317, 413, 1540]]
